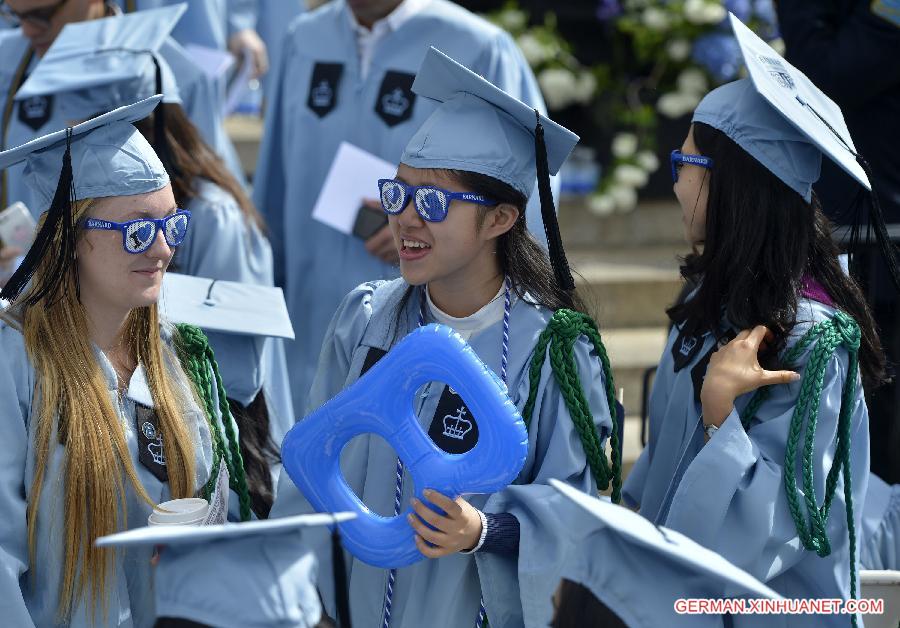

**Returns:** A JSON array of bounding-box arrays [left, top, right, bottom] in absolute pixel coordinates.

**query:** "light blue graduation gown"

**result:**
[[155, 277, 613, 627], [255, 0, 304, 97], [860, 473, 900, 571], [623, 298, 870, 628], [173, 178, 295, 448], [254, 0, 552, 417], [0, 313, 214, 628], [0, 31, 69, 210]]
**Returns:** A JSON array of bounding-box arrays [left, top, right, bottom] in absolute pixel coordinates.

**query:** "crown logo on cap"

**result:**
[[757, 54, 795, 90], [442, 407, 473, 441], [312, 80, 334, 108], [381, 88, 410, 117]]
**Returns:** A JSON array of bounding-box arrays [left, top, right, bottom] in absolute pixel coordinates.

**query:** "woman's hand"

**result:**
[[0, 245, 23, 288], [408, 489, 483, 558], [701, 325, 800, 428]]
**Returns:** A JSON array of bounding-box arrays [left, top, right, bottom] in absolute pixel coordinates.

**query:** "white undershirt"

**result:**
[[347, 0, 430, 80], [425, 281, 507, 342]]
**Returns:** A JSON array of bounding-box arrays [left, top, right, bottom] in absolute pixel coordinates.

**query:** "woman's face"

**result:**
[[387, 164, 517, 288], [674, 125, 710, 247], [76, 184, 178, 315]]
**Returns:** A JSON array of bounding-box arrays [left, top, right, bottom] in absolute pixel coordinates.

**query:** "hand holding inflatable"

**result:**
[[281, 324, 529, 568]]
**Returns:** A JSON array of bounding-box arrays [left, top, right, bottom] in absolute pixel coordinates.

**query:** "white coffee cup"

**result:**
[[147, 497, 209, 527]]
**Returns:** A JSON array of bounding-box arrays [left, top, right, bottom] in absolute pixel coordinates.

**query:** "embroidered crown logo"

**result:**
[[679, 335, 698, 357], [311, 80, 333, 108], [142, 421, 167, 466], [442, 407, 473, 441], [22, 96, 48, 119], [381, 88, 410, 117]]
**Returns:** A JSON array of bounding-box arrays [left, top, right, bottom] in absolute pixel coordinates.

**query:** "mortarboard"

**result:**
[[550, 480, 781, 627], [402, 47, 580, 295], [0, 96, 167, 304], [693, 13, 900, 292], [15, 5, 187, 119], [159, 273, 295, 406], [15, 5, 189, 181]]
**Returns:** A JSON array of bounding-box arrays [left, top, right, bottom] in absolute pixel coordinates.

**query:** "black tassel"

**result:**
[[533, 109, 575, 294], [1, 128, 78, 305], [855, 156, 900, 294], [331, 524, 352, 628]]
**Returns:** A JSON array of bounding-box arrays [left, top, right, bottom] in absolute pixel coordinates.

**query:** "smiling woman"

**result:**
[[0, 98, 232, 627]]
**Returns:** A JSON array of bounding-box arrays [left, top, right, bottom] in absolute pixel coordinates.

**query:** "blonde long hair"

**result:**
[[17, 198, 197, 619]]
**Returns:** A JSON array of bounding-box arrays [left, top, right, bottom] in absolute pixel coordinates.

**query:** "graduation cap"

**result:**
[[402, 47, 580, 295], [549, 480, 781, 627], [159, 273, 295, 406], [0, 96, 167, 305], [15, 4, 188, 180], [693, 13, 900, 293], [96, 512, 356, 628]]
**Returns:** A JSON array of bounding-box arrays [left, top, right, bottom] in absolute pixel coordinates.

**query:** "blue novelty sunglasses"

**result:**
[[670, 150, 714, 182], [377, 178, 497, 222], [83, 210, 191, 254]]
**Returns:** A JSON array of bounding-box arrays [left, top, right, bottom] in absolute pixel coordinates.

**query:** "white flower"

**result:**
[[701, 2, 727, 24], [588, 193, 616, 217], [496, 8, 527, 32], [611, 132, 639, 159], [684, 0, 722, 25], [677, 68, 708, 96], [641, 7, 671, 31], [517, 33, 550, 66], [614, 164, 649, 188], [636, 150, 660, 173], [656, 92, 699, 118], [609, 184, 638, 212], [572, 71, 597, 104], [666, 38, 691, 62], [769, 38, 786, 55], [538, 68, 578, 110]]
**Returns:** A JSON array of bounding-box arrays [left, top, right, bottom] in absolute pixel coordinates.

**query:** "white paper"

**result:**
[[224, 48, 255, 116], [201, 460, 229, 526], [311, 142, 397, 235], [184, 44, 235, 80], [96, 512, 356, 548]]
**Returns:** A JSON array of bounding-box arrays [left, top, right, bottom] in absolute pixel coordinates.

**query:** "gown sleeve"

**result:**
[[860, 472, 900, 571], [0, 324, 37, 627], [476, 333, 615, 627], [664, 346, 868, 587]]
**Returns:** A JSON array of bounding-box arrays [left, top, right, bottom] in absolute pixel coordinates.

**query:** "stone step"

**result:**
[[570, 244, 686, 329], [602, 326, 668, 417], [559, 198, 687, 248]]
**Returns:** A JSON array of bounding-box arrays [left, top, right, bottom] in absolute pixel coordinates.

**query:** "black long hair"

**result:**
[[394, 168, 587, 326], [667, 122, 886, 388]]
